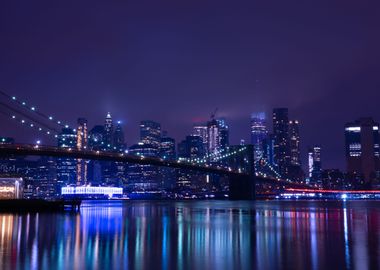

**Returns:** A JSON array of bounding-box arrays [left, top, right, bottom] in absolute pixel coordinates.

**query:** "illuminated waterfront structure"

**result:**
[[345, 117, 380, 183], [61, 186, 123, 199], [140, 120, 161, 149], [250, 112, 268, 161], [57, 128, 77, 189], [273, 108, 291, 176], [76, 118, 88, 185], [308, 146, 322, 186], [0, 178, 23, 199]]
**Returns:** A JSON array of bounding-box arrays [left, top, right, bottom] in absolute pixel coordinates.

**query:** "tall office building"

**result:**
[[207, 119, 220, 157], [160, 136, 176, 160], [308, 146, 322, 185], [76, 118, 88, 185], [113, 121, 126, 152], [193, 124, 208, 155], [140, 120, 161, 150], [57, 128, 77, 190], [127, 143, 159, 191], [88, 125, 106, 151], [345, 117, 380, 183], [251, 112, 268, 161], [273, 108, 291, 176], [104, 112, 114, 150], [216, 118, 229, 151], [289, 120, 301, 166], [178, 135, 205, 160]]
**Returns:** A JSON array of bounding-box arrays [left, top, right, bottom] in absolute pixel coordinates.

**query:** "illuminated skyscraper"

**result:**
[[251, 112, 268, 161], [140, 120, 161, 150], [57, 128, 77, 190], [76, 118, 88, 185], [113, 121, 126, 152], [289, 120, 301, 166], [207, 119, 220, 158], [345, 117, 380, 183], [193, 124, 208, 155], [104, 112, 114, 150], [273, 108, 291, 177], [308, 146, 322, 185], [216, 118, 229, 151]]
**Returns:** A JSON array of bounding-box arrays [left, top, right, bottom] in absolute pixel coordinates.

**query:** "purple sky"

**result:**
[[1, 0, 380, 170]]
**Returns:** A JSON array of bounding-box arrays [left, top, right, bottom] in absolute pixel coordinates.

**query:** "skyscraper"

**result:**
[[273, 108, 290, 176], [178, 135, 205, 160], [289, 120, 301, 166], [76, 118, 88, 185], [140, 120, 161, 150], [251, 112, 268, 161], [57, 128, 77, 190], [104, 112, 113, 150], [216, 118, 229, 151], [160, 136, 176, 160], [345, 117, 380, 183], [193, 124, 208, 155], [207, 119, 220, 158], [113, 121, 126, 152], [308, 146, 322, 186]]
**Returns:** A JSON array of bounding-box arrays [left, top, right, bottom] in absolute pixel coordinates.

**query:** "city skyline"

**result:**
[[1, 1, 380, 169]]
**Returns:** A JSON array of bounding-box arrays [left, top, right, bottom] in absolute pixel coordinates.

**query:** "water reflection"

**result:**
[[0, 201, 379, 269]]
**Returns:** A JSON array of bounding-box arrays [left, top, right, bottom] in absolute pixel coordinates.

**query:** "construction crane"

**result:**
[[210, 108, 218, 120]]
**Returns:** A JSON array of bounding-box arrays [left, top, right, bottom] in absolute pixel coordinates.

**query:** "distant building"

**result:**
[[104, 112, 114, 150], [113, 121, 126, 152], [308, 146, 322, 186], [178, 135, 205, 160], [0, 137, 15, 145], [88, 125, 106, 151], [251, 112, 268, 161], [193, 124, 208, 155], [345, 117, 380, 183], [127, 143, 159, 191], [57, 128, 77, 190], [289, 120, 301, 166], [140, 120, 161, 150], [160, 136, 176, 160], [321, 169, 346, 190], [216, 118, 229, 151], [76, 118, 88, 185], [273, 108, 290, 176], [207, 119, 220, 157]]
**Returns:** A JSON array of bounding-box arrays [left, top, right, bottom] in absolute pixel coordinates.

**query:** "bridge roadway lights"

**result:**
[[229, 174, 256, 200]]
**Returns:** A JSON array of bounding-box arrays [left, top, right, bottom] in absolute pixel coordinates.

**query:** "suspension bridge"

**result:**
[[0, 90, 315, 199]]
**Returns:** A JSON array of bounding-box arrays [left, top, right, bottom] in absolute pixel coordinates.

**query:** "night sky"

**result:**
[[1, 0, 380, 170]]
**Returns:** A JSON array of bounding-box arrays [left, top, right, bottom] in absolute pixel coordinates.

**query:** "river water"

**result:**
[[0, 200, 379, 270]]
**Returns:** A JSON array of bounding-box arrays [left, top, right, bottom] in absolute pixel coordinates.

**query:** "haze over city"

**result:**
[[1, 1, 380, 170]]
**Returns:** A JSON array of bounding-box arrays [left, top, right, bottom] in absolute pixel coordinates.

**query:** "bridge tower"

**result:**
[[228, 144, 256, 200]]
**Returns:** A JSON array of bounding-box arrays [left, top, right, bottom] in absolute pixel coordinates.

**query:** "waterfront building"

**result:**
[[0, 177, 23, 199], [345, 117, 380, 184]]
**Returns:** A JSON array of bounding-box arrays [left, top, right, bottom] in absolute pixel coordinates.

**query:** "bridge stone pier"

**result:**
[[229, 174, 256, 200]]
